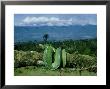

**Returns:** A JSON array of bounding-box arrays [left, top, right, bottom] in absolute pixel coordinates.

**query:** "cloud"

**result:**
[[82, 36, 93, 39], [17, 16, 96, 26], [23, 17, 59, 23]]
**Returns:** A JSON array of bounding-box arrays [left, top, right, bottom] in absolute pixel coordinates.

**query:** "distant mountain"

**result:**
[[14, 25, 97, 42]]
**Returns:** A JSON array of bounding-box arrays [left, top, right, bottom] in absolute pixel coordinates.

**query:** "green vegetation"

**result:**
[[43, 45, 54, 69], [15, 39, 97, 56], [52, 48, 62, 70], [43, 33, 49, 43], [14, 39, 97, 76], [62, 49, 66, 67], [14, 66, 96, 76]]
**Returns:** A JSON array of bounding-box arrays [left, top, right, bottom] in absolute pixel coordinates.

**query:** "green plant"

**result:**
[[42, 45, 67, 70], [52, 48, 61, 70], [62, 49, 66, 67], [43, 45, 55, 69], [14, 50, 43, 68], [43, 33, 49, 43]]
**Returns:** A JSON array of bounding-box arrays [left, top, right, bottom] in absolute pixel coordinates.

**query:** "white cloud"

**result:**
[[23, 16, 49, 23], [17, 16, 96, 26]]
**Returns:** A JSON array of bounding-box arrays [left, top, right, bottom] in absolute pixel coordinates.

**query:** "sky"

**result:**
[[14, 14, 97, 26]]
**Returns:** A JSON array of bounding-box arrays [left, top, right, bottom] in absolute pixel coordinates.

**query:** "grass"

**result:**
[[14, 66, 96, 76]]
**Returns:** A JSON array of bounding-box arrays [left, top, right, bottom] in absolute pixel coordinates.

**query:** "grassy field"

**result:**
[[14, 66, 96, 76]]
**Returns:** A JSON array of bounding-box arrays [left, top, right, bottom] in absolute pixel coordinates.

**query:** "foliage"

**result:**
[[52, 48, 61, 70], [14, 39, 97, 56], [43, 45, 54, 69], [14, 50, 43, 68], [43, 45, 66, 70], [14, 39, 97, 73], [62, 49, 66, 67], [43, 33, 49, 43], [14, 50, 96, 72], [66, 52, 97, 72]]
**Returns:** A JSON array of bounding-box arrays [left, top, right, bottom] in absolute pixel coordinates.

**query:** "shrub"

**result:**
[[66, 52, 96, 70], [14, 50, 43, 68], [14, 50, 97, 72]]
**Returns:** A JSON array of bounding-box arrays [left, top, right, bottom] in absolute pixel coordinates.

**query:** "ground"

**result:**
[[14, 66, 96, 76]]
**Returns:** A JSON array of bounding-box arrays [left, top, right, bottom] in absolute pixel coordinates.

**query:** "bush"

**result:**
[[66, 52, 96, 71], [14, 50, 43, 68], [14, 50, 97, 73], [14, 39, 97, 56]]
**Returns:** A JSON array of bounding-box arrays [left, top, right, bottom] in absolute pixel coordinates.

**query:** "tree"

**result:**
[[43, 33, 49, 43]]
